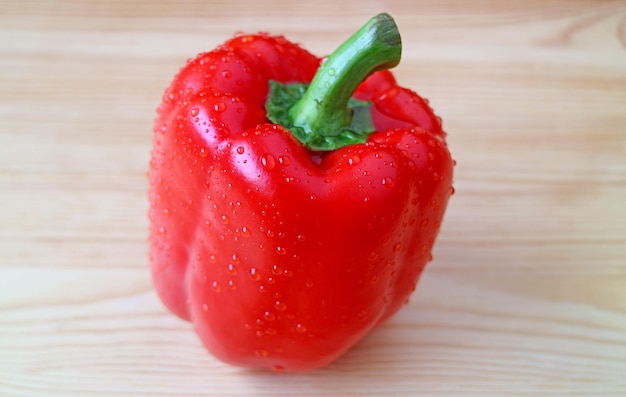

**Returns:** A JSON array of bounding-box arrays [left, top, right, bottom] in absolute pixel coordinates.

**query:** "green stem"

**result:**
[[288, 13, 402, 138]]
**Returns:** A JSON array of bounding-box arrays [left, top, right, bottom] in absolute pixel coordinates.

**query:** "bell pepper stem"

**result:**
[[288, 13, 402, 137]]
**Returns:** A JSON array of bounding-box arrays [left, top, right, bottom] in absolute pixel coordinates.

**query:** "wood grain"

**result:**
[[1, 0, 626, 395]]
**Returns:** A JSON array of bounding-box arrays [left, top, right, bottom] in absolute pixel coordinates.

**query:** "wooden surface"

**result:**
[[2, 0, 626, 395]]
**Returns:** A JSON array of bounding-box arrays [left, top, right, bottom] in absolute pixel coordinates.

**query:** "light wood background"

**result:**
[[1, 0, 626, 396]]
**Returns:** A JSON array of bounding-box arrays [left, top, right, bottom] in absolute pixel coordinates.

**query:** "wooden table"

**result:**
[[2, 1, 625, 395]]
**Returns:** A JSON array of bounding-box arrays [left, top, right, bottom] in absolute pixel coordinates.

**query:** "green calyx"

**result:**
[[265, 13, 402, 151]]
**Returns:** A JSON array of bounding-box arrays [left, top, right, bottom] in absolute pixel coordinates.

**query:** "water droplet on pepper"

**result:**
[[227, 263, 238, 276], [249, 267, 261, 280], [348, 155, 360, 165], [382, 176, 394, 188], [278, 155, 291, 165], [260, 154, 276, 170], [214, 102, 226, 112]]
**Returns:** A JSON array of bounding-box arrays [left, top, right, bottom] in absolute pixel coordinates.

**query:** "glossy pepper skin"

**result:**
[[149, 14, 453, 371]]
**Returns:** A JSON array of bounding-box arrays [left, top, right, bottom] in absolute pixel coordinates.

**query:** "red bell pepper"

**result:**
[[149, 13, 454, 371]]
